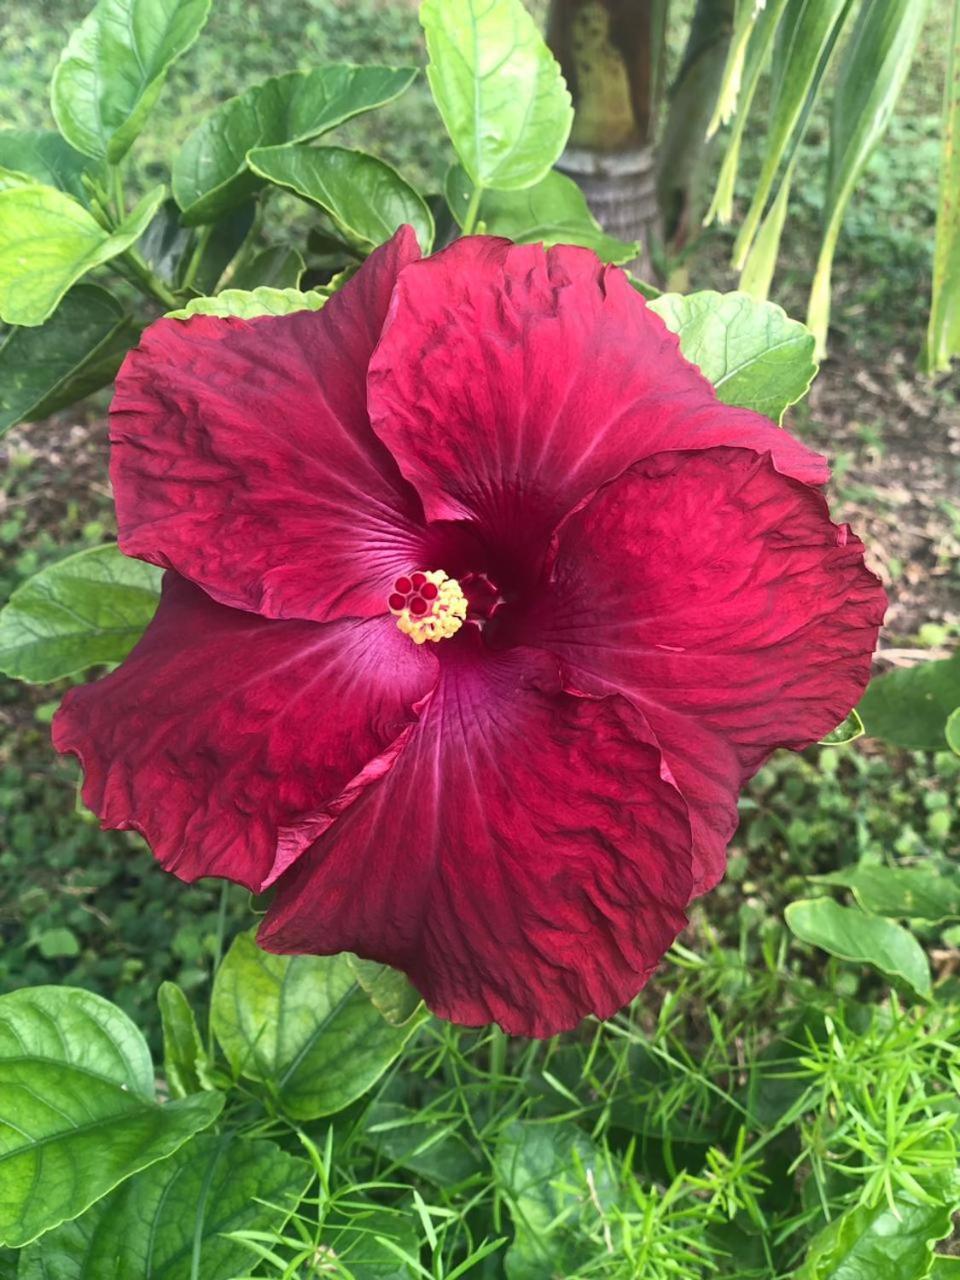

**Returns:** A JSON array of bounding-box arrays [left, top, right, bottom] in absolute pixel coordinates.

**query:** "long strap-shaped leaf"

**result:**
[[807, 0, 929, 357], [925, 0, 960, 372], [731, 0, 851, 266]]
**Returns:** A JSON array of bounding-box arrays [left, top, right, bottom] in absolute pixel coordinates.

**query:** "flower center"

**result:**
[[388, 570, 468, 645]]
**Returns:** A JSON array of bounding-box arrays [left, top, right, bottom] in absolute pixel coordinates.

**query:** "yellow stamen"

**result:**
[[392, 571, 467, 645]]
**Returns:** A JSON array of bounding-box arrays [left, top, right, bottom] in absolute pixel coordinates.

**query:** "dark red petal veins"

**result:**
[[368, 237, 827, 582], [111, 227, 429, 625], [508, 447, 886, 895], [52, 574, 438, 893], [259, 635, 693, 1037]]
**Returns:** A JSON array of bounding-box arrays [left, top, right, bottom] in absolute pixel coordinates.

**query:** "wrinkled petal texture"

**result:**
[[368, 237, 827, 580], [260, 637, 693, 1036], [111, 227, 428, 624], [52, 574, 437, 892], [510, 447, 886, 893]]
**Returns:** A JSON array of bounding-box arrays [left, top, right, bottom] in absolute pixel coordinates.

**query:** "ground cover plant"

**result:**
[[0, 0, 959, 1277]]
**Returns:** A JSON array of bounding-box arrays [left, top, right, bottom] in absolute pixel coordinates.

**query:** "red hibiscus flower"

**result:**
[[53, 228, 885, 1036]]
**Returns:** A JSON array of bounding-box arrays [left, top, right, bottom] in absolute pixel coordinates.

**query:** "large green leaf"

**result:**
[[167, 286, 326, 319], [248, 144, 434, 252], [495, 1120, 617, 1280], [172, 64, 416, 224], [793, 1195, 955, 1279], [807, 0, 929, 357], [925, 0, 960, 372], [229, 244, 305, 290], [0, 543, 161, 682], [51, 0, 212, 162], [444, 164, 638, 263], [0, 284, 136, 435], [813, 865, 960, 922], [858, 651, 960, 750], [731, 0, 850, 267], [785, 898, 931, 998], [211, 931, 422, 1121], [420, 0, 572, 193], [0, 131, 98, 204], [0, 987, 223, 1248], [17, 1133, 310, 1280], [346, 957, 424, 1027], [158, 982, 213, 1099], [0, 184, 164, 326], [649, 290, 817, 421]]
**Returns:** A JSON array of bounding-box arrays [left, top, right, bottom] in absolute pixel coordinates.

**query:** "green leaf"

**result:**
[[172, 64, 416, 224], [649, 290, 817, 422], [0, 183, 164, 326], [807, 0, 929, 357], [136, 196, 193, 286], [818, 708, 865, 746], [211, 931, 422, 1120], [248, 144, 434, 253], [785, 898, 931, 998], [495, 1120, 617, 1280], [363, 1100, 481, 1187], [158, 982, 213, 1099], [0, 986, 223, 1248], [346, 957, 424, 1027], [420, 0, 573, 192], [0, 130, 98, 204], [444, 164, 637, 263], [17, 1133, 310, 1280], [0, 543, 162, 682], [0, 284, 137, 435], [166, 286, 326, 320], [925, 0, 960, 372], [35, 927, 80, 959], [228, 244, 305, 290], [793, 1194, 955, 1279], [946, 706, 960, 757], [188, 201, 256, 295], [859, 651, 960, 751], [813, 865, 960, 922], [732, 0, 850, 269], [51, 0, 212, 162]]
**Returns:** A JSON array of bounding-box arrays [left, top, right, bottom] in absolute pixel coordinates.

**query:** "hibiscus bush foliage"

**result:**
[[1, 0, 959, 1278]]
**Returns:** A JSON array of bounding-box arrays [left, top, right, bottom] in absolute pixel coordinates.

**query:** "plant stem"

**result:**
[[461, 182, 485, 236], [180, 224, 214, 293], [111, 165, 126, 221], [121, 248, 181, 309]]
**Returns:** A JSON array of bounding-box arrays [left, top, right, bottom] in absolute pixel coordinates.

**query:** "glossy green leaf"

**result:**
[[818, 708, 864, 746], [445, 164, 637, 263], [931, 1260, 960, 1278], [421, 0, 572, 192], [649, 290, 817, 421], [172, 65, 416, 223], [0, 543, 162, 682], [732, 0, 849, 266], [0, 183, 164, 326], [0, 284, 136, 435], [188, 201, 256, 295], [807, 0, 929, 357], [158, 982, 214, 1099], [0, 986, 223, 1248], [136, 196, 192, 286], [229, 244, 305, 290], [785, 898, 931, 998], [167, 286, 326, 319], [496, 1120, 617, 1280], [17, 1133, 310, 1280], [946, 706, 960, 757], [813, 865, 960, 921], [793, 1194, 955, 1279], [346, 957, 424, 1027], [211, 931, 422, 1120], [0, 131, 98, 204], [859, 651, 960, 750], [925, 0, 960, 371], [248, 143, 433, 251], [51, 0, 212, 162]]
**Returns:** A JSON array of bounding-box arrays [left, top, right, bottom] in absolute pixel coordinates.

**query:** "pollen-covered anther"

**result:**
[[388, 570, 467, 644]]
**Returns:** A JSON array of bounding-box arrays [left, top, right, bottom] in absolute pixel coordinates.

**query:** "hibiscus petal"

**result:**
[[259, 635, 693, 1037], [111, 227, 427, 624], [507, 447, 886, 894], [52, 574, 437, 892], [368, 237, 827, 580]]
